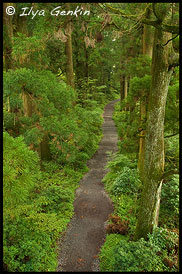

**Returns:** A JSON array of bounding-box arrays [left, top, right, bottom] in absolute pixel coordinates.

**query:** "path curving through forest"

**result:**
[[57, 99, 119, 272]]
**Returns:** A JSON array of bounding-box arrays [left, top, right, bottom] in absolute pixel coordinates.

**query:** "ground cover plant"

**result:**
[[99, 101, 179, 272]]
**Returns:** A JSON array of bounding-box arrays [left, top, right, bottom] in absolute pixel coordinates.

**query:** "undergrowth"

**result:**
[[99, 101, 179, 272], [3, 101, 104, 272]]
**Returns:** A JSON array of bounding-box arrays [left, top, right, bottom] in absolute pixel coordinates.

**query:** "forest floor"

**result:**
[[56, 99, 119, 272]]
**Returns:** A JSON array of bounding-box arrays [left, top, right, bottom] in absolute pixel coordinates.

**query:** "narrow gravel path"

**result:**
[[57, 99, 119, 272]]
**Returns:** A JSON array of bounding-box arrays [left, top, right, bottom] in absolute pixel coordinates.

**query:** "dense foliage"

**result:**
[[100, 228, 178, 272], [99, 99, 179, 272]]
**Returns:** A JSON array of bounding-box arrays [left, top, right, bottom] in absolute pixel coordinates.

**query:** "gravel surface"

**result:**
[[56, 99, 119, 272]]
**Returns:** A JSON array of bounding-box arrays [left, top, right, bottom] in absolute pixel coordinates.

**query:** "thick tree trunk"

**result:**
[[143, 26, 153, 57], [65, 4, 74, 88], [138, 96, 147, 178], [135, 28, 173, 240], [138, 9, 154, 179]]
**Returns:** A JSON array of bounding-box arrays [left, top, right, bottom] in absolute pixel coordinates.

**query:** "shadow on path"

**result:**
[[57, 99, 119, 272]]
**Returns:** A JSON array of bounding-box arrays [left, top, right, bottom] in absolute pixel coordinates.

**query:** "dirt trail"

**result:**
[[57, 99, 119, 272]]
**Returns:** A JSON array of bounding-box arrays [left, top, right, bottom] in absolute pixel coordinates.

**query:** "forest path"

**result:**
[[57, 99, 119, 272]]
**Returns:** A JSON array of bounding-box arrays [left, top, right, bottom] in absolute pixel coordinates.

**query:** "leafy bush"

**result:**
[[160, 175, 179, 227], [165, 135, 179, 171], [148, 227, 178, 255], [3, 131, 85, 272], [161, 175, 179, 215], [100, 227, 178, 272], [111, 167, 141, 196], [99, 234, 128, 272], [106, 152, 137, 172], [103, 152, 137, 188], [165, 82, 179, 134], [113, 195, 138, 235], [112, 238, 168, 272], [40, 185, 74, 214], [3, 68, 103, 169], [3, 131, 40, 209], [113, 102, 139, 153], [3, 213, 59, 272]]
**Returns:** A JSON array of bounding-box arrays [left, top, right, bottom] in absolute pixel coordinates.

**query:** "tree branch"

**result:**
[[161, 169, 179, 180], [99, 3, 179, 34], [162, 34, 179, 46], [99, 3, 148, 21], [152, 3, 162, 23], [164, 132, 179, 138], [141, 18, 179, 34]]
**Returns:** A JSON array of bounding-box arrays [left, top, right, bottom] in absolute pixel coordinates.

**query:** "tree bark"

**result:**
[[65, 4, 74, 88], [22, 89, 51, 161], [39, 132, 51, 161], [142, 7, 154, 58], [124, 76, 128, 111], [120, 75, 124, 98], [3, 3, 14, 71], [143, 23, 153, 57], [120, 75, 128, 111], [138, 9, 154, 179], [138, 96, 147, 178], [135, 27, 173, 240], [22, 90, 33, 117]]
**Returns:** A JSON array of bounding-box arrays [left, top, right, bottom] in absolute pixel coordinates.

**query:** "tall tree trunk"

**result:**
[[22, 90, 33, 117], [39, 132, 51, 161], [124, 76, 128, 111], [142, 26, 153, 57], [120, 75, 129, 111], [22, 89, 51, 161], [3, 3, 14, 71], [120, 75, 124, 99], [138, 8, 154, 179], [135, 28, 173, 240], [138, 95, 147, 177], [142, 6, 154, 58], [65, 4, 74, 88], [85, 47, 89, 81]]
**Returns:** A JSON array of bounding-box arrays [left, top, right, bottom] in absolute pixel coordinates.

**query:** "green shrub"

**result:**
[[99, 234, 128, 272], [160, 175, 179, 227], [40, 185, 74, 214], [112, 238, 168, 272], [148, 227, 178, 256], [103, 153, 140, 236], [100, 227, 178, 272], [103, 153, 137, 189], [3, 132, 82, 272], [3, 216, 58, 272], [3, 131, 40, 210], [113, 195, 137, 235], [111, 167, 141, 196], [165, 135, 179, 171], [106, 152, 137, 172]]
